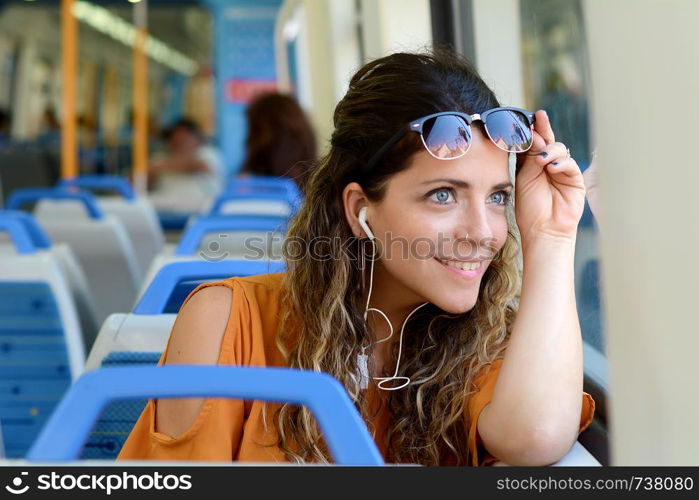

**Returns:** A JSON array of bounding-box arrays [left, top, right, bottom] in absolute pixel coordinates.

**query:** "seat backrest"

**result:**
[[84, 313, 176, 372], [38, 216, 141, 324], [225, 175, 300, 198], [0, 210, 51, 249], [96, 198, 165, 279], [0, 280, 74, 458], [174, 215, 287, 258], [58, 175, 135, 201], [0, 211, 99, 352], [27, 366, 384, 465], [7, 187, 104, 220], [134, 259, 286, 315], [79, 351, 161, 459], [210, 192, 298, 218], [215, 199, 292, 217], [0, 254, 84, 379], [57, 177, 165, 277], [50, 244, 100, 352], [0, 221, 85, 457], [8, 186, 140, 323]]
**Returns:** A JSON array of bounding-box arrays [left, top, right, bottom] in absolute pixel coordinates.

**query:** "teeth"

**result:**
[[440, 259, 480, 271]]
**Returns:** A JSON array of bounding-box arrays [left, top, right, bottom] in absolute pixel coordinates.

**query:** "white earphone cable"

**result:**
[[361, 237, 429, 391]]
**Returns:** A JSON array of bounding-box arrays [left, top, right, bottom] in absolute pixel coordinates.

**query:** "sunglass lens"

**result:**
[[422, 115, 471, 159], [484, 109, 532, 152]]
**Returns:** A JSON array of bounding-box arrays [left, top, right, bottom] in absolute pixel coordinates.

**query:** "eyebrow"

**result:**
[[420, 178, 513, 190]]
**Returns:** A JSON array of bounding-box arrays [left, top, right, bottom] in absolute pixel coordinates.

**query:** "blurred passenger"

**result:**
[[239, 92, 316, 189], [119, 50, 593, 466], [148, 117, 223, 212]]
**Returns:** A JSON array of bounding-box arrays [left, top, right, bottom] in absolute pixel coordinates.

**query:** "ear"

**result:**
[[342, 182, 370, 238]]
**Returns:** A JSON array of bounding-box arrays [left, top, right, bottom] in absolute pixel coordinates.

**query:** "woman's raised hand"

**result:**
[[514, 110, 586, 250]]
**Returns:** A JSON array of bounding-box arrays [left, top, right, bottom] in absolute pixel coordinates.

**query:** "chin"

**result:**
[[434, 294, 478, 314]]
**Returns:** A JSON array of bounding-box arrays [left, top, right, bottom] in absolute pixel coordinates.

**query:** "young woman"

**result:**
[[119, 50, 594, 466]]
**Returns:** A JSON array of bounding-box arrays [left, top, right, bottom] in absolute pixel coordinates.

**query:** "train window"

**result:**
[[520, 0, 608, 464], [520, 0, 604, 352]]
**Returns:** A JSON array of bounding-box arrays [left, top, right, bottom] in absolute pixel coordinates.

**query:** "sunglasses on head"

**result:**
[[363, 107, 536, 174]]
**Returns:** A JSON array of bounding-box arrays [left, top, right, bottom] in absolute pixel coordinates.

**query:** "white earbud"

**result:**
[[358, 206, 375, 240]]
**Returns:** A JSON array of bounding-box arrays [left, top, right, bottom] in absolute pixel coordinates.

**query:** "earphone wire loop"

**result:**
[[375, 301, 429, 386], [359, 220, 429, 391]]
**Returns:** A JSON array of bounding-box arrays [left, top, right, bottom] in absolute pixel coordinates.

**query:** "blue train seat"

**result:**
[[57, 176, 165, 278], [0, 217, 84, 458], [142, 215, 286, 288], [28, 366, 383, 465], [6, 188, 142, 325], [210, 191, 299, 218], [0, 210, 99, 351]]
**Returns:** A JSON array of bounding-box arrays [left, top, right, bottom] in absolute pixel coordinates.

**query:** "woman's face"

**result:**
[[364, 128, 511, 314]]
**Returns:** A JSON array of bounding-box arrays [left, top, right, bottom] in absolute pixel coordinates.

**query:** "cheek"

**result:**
[[486, 211, 510, 253]]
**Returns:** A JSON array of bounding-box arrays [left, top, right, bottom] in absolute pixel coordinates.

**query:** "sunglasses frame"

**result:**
[[362, 106, 536, 175]]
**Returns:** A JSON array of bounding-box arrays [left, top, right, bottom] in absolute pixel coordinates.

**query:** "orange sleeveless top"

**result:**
[[117, 273, 595, 466]]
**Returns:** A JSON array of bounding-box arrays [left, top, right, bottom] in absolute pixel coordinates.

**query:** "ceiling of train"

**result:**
[[0, 1, 203, 6], [0, 0, 211, 67]]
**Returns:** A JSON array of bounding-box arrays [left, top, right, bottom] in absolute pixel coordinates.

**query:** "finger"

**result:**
[[545, 156, 583, 180], [529, 129, 547, 153], [520, 141, 567, 176], [534, 110, 555, 145], [516, 130, 547, 173], [534, 142, 568, 165]]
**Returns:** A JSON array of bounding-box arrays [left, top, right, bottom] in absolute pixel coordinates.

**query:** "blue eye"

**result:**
[[429, 188, 454, 204], [489, 191, 511, 206]]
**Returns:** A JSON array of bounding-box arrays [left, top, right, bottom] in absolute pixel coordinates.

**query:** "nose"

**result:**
[[453, 202, 495, 260]]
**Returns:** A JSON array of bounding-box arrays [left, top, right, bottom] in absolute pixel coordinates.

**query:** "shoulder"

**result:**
[[177, 272, 286, 326], [221, 272, 286, 308], [224, 272, 285, 290], [182, 272, 285, 313], [166, 273, 284, 364], [165, 273, 287, 366], [164, 285, 232, 365]]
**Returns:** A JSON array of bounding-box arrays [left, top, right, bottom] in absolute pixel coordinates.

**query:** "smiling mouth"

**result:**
[[435, 257, 483, 271]]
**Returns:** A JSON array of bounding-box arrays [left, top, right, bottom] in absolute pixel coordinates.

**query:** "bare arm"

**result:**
[[155, 286, 232, 438], [478, 237, 582, 465], [477, 110, 587, 465]]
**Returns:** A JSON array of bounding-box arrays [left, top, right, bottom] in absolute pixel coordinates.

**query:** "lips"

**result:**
[[435, 257, 486, 279], [436, 258, 481, 271]]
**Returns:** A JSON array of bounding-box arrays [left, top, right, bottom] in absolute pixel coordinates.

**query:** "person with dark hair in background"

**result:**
[[239, 92, 316, 189], [148, 117, 223, 212]]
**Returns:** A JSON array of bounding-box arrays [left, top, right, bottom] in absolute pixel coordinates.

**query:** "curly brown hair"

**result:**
[[273, 49, 521, 465]]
